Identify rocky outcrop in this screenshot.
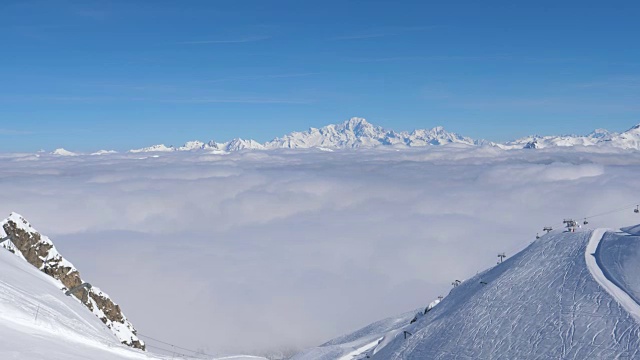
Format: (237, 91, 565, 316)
(0, 213, 144, 350)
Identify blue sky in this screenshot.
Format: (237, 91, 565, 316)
(1, 0, 639, 151)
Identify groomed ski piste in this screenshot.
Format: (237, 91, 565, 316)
(0, 241, 266, 360)
(295, 224, 640, 359)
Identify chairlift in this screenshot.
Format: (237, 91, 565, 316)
(543, 226, 553, 233)
(536, 233, 540, 240)
(635, 205, 639, 214)
(583, 218, 589, 225)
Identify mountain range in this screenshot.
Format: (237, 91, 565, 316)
(47, 118, 640, 156)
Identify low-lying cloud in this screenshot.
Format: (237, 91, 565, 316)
(2, 146, 640, 356)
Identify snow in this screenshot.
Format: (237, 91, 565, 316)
(0, 213, 77, 275)
(129, 144, 175, 153)
(291, 309, 421, 360)
(584, 228, 640, 324)
(592, 227, 640, 320)
(0, 214, 267, 360)
(297, 228, 640, 359)
(620, 224, 640, 236)
(124, 118, 483, 154)
(92, 150, 118, 156)
(46, 119, 640, 155)
(0, 213, 141, 348)
(0, 245, 162, 360)
(51, 148, 78, 156)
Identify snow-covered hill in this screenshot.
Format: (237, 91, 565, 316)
(294, 226, 640, 359)
(0, 230, 163, 359)
(0, 213, 270, 359)
(0, 213, 144, 349)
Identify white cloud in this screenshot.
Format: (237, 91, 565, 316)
(1, 147, 640, 355)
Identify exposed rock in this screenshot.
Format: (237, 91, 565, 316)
(0, 213, 144, 350)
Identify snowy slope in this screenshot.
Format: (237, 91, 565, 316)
(0, 243, 164, 360)
(296, 228, 640, 359)
(591, 227, 640, 320)
(290, 309, 420, 360)
(0, 213, 144, 349)
(0, 214, 268, 360)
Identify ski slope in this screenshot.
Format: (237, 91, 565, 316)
(585, 228, 640, 324)
(0, 244, 266, 360)
(0, 244, 165, 359)
(296, 227, 640, 359)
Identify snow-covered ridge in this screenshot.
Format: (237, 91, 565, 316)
(120, 118, 640, 153)
(127, 117, 482, 154)
(0, 213, 144, 350)
(44, 117, 640, 154)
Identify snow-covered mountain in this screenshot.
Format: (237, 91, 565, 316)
(128, 117, 640, 154)
(0, 213, 144, 350)
(264, 118, 480, 149)
(129, 118, 483, 153)
(0, 216, 267, 359)
(47, 118, 640, 154)
(0, 234, 161, 360)
(51, 148, 78, 156)
(497, 125, 640, 150)
(294, 225, 640, 359)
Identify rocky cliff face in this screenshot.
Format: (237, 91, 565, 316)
(0, 213, 144, 350)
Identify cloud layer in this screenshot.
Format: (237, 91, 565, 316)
(2, 146, 640, 356)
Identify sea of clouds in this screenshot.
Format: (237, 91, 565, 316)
(1, 145, 640, 356)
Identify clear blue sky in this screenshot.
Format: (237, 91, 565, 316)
(1, 0, 640, 151)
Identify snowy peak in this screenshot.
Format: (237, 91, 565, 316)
(128, 117, 482, 153)
(626, 123, 640, 132)
(336, 117, 380, 136)
(265, 117, 479, 149)
(587, 128, 612, 139)
(0, 213, 144, 350)
(111, 117, 640, 153)
(90, 150, 118, 156)
(129, 144, 175, 153)
(51, 148, 77, 156)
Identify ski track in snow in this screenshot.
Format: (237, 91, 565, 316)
(586, 228, 640, 324)
(336, 338, 382, 360)
(292, 227, 640, 360)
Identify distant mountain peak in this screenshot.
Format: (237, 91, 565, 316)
(625, 123, 640, 133)
(51, 148, 77, 156)
(338, 117, 376, 132)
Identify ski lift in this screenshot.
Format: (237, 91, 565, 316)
(635, 205, 639, 214)
(583, 218, 589, 225)
(543, 226, 553, 233)
(563, 219, 578, 232)
(536, 233, 540, 240)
